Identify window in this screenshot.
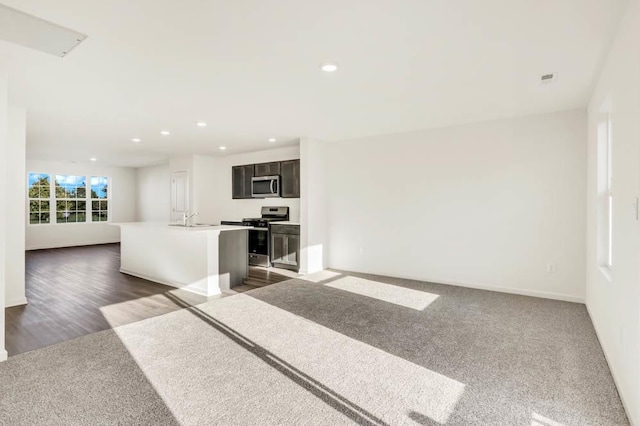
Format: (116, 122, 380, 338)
(597, 113, 613, 269)
(27, 173, 110, 225)
(606, 120, 613, 268)
(55, 175, 87, 223)
(90, 176, 109, 222)
(28, 173, 51, 224)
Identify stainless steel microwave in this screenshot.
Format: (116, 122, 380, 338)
(251, 175, 280, 198)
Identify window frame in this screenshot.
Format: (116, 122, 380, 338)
(90, 176, 110, 223)
(27, 173, 52, 226)
(54, 174, 88, 225)
(26, 172, 111, 226)
(605, 116, 613, 269)
(597, 111, 613, 274)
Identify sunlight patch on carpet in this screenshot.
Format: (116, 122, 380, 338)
(324, 276, 440, 311)
(531, 412, 566, 426)
(113, 293, 464, 425)
(300, 269, 342, 283)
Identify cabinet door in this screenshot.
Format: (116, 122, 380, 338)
(284, 234, 299, 266)
(242, 164, 254, 198)
(232, 166, 244, 199)
(280, 159, 300, 198)
(254, 162, 280, 177)
(271, 233, 286, 263)
(232, 165, 255, 199)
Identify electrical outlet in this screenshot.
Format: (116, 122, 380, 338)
(546, 263, 557, 273)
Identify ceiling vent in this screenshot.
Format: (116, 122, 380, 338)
(0, 4, 87, 57)
(540, 73, 556, 84)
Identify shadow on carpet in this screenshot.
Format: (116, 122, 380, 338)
(0, 269, 629, 426)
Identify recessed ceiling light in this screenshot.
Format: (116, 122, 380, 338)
(89, 157, 97, 162)
(131, 138, 141, 143)
(268, 138, 276, 142)
(160, 131, 170, 136)
(196, 121, 207, 127)
(320, 62, 338, 72)
(219, 146, 226, 150)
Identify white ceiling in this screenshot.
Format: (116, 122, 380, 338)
(1, 0, 628, 167)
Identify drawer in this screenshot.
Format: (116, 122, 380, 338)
(270, 224, 300, 235)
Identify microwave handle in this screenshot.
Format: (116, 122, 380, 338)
(271, 179, 277, 194)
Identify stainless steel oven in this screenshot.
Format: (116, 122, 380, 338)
(247, 226, 269, 266)
(240, 206, 290, 267)
(251, 175, 280, 198)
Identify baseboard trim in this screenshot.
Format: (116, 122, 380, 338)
(438, 279, 585, 303)
(0, 349, 7, 362)
(119, 268, 214, 298)
(329, 268, 585, 303)
(5, 296, 28, 308)
(586, 304, 637, 426)
(26, 240, 120, 251)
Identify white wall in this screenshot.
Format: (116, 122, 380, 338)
(320, 109, 587, 302)
(140, 147, 300, 227)
(0, 59, 8, 361)
(5, 107, 26, 307)
(136, 163, 170, 222)
(586, 0, 640, 423)
(300, 138, 328, 274)
(25, 160, 137, 250)
(193, 146, 301, 225)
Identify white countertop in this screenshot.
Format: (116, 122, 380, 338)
(113, 222, 253, 232)
(273, 221, 300, 226)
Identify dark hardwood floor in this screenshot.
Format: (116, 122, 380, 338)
(243, 265, 300, 287)
(5, 244, 301, 357)
(5, 244, 301, 356)
(5, 244, 211, 356)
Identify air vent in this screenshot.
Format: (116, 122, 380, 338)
(0, 4, 87, 57)
(541, 73, 556, 83)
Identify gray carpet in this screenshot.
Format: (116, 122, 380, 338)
(0, 270, 629, 425)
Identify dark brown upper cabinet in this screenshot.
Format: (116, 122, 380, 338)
(280, 159, 300, 198)
(232, 164, 255, 199)
(254, 162, 280, 177)
(232, 159, 300, 199)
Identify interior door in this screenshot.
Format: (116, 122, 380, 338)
(171, 171, 189, 222)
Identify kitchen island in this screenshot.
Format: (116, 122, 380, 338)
(114, 223, 250, 296)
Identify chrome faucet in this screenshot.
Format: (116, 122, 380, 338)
(182, 211, 199, 226)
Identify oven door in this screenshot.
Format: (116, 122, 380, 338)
(248, 228, 270, 266)
(251, 176, 280, 198)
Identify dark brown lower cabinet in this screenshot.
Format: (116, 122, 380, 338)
(270, 224, 300, 271)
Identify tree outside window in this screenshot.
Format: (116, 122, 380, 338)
(91, 176, 109, 222)
(55, 175, 87, 223)
(28, 173, 51, 224)
(28, 173, 110, 225)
